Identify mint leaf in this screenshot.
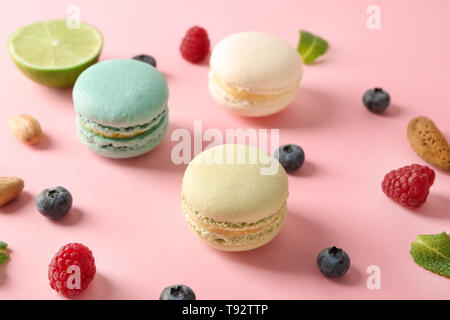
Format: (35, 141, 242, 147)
(410, 232, 450, 277)
(0, 254, 7, 266)
(297, 30, 329, 65)
(0, 241, 8, 266)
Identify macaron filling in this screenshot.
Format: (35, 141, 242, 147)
(183, 199, 286, 247)
(185, 207, 286, 248)
(210, 72, 300, 102)
(77, 107, 168, 139)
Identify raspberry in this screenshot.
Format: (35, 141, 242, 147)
(382, 164, 435, 208)
(180, 26, 210, 63)
(48, 243, 96, 296)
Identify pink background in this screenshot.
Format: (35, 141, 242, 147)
(0, 0, 449, 299)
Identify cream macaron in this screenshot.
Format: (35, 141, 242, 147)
(182, 144, 289, 251)
(209, 32, 303, 117)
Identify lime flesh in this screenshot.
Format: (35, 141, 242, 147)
(7, 19, 103, 87)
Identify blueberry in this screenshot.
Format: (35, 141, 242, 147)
(132, 54, 157, 68)
(363, 88, 390, 114)
(160, 284, 196, 300)
(317, 246, 350, 278)
(36, 186, 73, 220)
(275, 144, 305, 173)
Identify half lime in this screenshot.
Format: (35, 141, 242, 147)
(7, 19, 103, 88)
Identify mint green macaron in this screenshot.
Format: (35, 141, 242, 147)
(73, 59, 169, 158)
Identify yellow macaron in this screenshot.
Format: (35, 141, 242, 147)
(182, 144, 289, 251)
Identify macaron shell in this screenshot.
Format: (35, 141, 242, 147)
(77, 113, 168, 158)
(210, 32, 302, 90)
(182, 144, 289, 224)
(73, 59, 169, 128)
